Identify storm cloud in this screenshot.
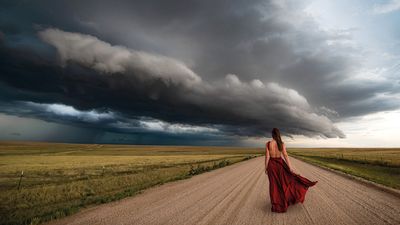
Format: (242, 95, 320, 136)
(0, 0, 399, 144)
(35, 28, 344, 138)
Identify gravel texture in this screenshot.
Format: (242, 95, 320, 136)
(46, 156, 400, 225)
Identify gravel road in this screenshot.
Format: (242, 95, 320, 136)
(47, 156, 400, 225)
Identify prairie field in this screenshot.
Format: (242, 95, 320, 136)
(0, 142, 263, 225)
(287, 148, 400, 189)
(2, 143, 399, 225)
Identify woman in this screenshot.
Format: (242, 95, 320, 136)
(265, 128, 317, 213)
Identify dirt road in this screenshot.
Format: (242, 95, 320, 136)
(47, 157, 400, 225)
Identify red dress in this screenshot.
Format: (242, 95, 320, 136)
(266, 141, 317, 213)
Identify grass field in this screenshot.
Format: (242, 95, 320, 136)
(287, 148, 400, 190)
(0, 142, 263, 225)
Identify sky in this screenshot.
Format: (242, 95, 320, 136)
(0, 0, 399, 147)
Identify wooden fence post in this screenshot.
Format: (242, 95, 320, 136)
(17, 170, 24, 190)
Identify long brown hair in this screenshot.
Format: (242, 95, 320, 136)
(272, 128, 284, 152)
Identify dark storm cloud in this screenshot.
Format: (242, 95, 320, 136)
(31, 0, 397, 118)
(0, 0, 399, 142)
(0, 28, 343, 138)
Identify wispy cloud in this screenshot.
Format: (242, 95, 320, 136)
(25, 102, 115, 122)
(372, 0, 400, 14)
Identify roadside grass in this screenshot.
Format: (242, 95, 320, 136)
(0, 142, 263, 225)
(288, 148, 400, 190)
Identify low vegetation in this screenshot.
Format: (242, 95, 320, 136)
(0, 142, 263, 225)
(287, 148, 400, 189)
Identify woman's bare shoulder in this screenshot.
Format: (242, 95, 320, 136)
(266, 140, 273, 148)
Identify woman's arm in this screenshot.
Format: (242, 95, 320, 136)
(265, 141, 270, 174)
(282, 143, 294, 173)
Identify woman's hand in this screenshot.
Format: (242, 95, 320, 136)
(290, 168, 299, 175)
(265, 168, 268, 175)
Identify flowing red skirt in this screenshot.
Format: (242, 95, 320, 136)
(267, 157, 317, 213)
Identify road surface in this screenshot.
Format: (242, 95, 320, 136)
(47, 156, 400, 225)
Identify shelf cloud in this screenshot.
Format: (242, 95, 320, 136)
(0, 0, 398, 144)
(34, 28, 344, 138)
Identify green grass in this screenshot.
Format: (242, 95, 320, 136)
(287, 148, 400, 190)
(0, 142, 263, 225)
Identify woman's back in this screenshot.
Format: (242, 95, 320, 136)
(265, 128, 318, 213)
(268, 140, 282, 158)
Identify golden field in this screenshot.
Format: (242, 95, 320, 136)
(287, 148, 400, 190)
(2, 142, 399, 225)
(0, 142, 263, 225)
